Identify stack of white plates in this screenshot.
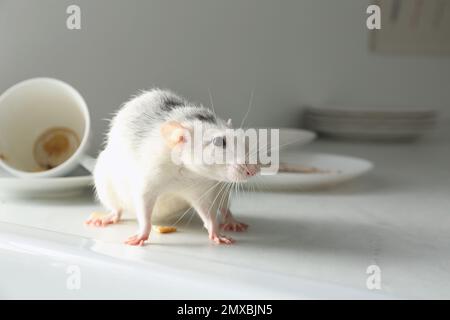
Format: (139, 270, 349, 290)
(303, 106, 437, 141)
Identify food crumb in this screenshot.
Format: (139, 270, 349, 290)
(153, 225, 177, 234)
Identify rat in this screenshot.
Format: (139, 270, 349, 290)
(87, 89, 260, 246)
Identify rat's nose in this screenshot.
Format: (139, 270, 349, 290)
(244, 165, 258, 177)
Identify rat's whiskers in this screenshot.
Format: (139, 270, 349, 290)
(171, 180, 222, 227)
(240, 89, 255, 129)
(208, 88, 217, 118)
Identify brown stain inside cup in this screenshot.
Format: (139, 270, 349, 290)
(43, 132, 70, 156)
(33, 127, 80, 171)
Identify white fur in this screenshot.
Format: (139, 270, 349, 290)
(94, 89, 259, 244)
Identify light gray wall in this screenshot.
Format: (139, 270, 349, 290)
(1, 0, 449, 153)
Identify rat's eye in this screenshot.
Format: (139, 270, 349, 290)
(212, 136, 226, 148)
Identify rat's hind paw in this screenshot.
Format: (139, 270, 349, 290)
(85, 211, 121, 227)
(209, 233, 235, 245)
(220, 220, 248, 232)
(124, 233, 149, 246)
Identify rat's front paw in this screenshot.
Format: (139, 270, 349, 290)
(85, 211, 121, 227)
(220, 220, 248, 232)
(209, 232, 235, 245)
(125, 233, 149, 246)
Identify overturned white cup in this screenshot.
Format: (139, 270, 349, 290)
(0, 78, 93, 178)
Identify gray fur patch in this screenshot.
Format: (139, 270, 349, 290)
(185, 109, 217, 123)
(121, 90, 217, 150)
(160, 95, 185, 112)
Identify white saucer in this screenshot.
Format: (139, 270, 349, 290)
(246, 152, 373, 191)
(0, 166, 93, 198)
(303, 105, 437, 141)
(278, 128, 316, 150)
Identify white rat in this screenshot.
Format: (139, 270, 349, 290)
(87, 89, 260, 246)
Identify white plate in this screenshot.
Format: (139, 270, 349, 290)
(304, 115, 436, 128)
(0, 167, 93, 198)
(246, 152, 373, 191)
(277, 128, 316, 150)
(303, 115, 435, 141)
(305, 105, 437, 119)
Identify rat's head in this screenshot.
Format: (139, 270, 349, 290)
(161, 109, 260, 182)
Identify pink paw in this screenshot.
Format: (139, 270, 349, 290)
(220, 221, 248, 232)
(85, 213, 120, 227)
(85, 217, 118, 227)
(209, 233, 235, 245)
(124, 234, 149, 246)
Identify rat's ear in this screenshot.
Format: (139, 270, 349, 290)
(226, 118, 232, 127)
(161, 121, 188, 148)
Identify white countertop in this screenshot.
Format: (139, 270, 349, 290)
(1, 134, 449, 299)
